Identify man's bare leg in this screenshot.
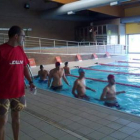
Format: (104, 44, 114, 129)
(0, 114, 8, 140)
(11, 111, 20, 140)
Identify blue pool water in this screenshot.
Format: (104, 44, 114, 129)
(31, 62, 140, 116)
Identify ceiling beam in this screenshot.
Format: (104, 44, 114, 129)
(42, 0, 122, 18)
(89, 5, 124, 17)
(50, 0, 125, 17)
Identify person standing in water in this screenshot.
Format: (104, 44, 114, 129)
(48, 62, 70, 90)
(72, 68, 96, 100)
(100, 74, 125, 108)
(63, 62, 70, 75)
(36, 65, 49, 82)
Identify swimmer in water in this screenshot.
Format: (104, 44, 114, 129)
(72, 68, 96, 100)
(63, 62, 70, 75)
(48, 62, 70, 90)
(35, 65, 49, 82)
(100, 74, 125, 108)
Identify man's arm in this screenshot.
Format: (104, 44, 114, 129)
(68, 67, 71, 74)
(48, 70, 52, 88)
(62, 70, 70, 86)
(24, 66, 35, 89)
(86, 86, 96, 92)
(72, 80, 78, 98)
(46, 70, 49, 76)
(116, 91, 125, 95)
(100, 88, 107, 101)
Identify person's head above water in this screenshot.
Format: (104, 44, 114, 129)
(65, 62, 68, 66)
(78, 68, 85, 77)
(40, 65, 44, 70)
(107, 74, 115, 80)
(55, 62, 60, 68)
(107, 74, 115, 85)
(78, 68, 84, 73)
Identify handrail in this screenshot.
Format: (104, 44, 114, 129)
(0, 33, 126, 54)
(0, 33, 116, 45)
(26, 36, 80, 43)
(0, 33, 123, 45)
(0, 33, 7, 35)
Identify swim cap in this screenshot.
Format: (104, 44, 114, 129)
(78, 68, 85, 73)
(55, 62, 60, 66)
(107, 74, 115, 80)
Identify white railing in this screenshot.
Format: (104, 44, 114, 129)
(0, 33, 126, 54)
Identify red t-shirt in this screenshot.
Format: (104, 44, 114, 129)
(0, 43, 29, 99)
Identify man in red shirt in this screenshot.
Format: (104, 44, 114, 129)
(0, 26, 35, 140)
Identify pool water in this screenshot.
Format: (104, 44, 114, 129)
(31, 62, 140, 116)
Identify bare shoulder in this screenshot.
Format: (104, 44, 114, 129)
(61, 68, 65, 73)
(50, 69, 55, 74)
(104, 85, 109, 92)
(75, 79, 80, 84)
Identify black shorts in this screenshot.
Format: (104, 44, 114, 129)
(0, 95, 26, 116)
(39, 79, 48, 83)
(79, 94, 90, 101)
(104, 101, 120, 108)
(51, 85, 62, 91)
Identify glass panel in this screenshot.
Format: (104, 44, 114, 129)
(103, 26, 106, 34)
(98, 26, 102, 34)
(129, 34, 140, 53)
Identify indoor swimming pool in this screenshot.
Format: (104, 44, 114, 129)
(31, 61, 140, 116)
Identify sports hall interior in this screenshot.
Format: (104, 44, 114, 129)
(2, 0, 140, 140)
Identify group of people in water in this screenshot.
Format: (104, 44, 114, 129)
(35, 61, 125, 108)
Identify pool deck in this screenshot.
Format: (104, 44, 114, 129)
(31, 54, 128, 75)
(6, 55, 140, 140)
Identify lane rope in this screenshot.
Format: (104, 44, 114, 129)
(67, 74, 140, 88)
(118, 61, 140, 64)
(99, 63, 140, 69)
(80, 67, 140, 76)
(133, 59, 140, 61)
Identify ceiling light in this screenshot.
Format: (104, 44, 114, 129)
(67, 11, 75, 15)
(110, 0, 131, 6)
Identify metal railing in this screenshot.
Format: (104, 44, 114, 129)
(0, 33, 126, 54)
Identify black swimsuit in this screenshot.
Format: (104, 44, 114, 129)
(51, 85, 62, 91)
(104, 101, 120, 108)
(78, 94, 90, 101)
